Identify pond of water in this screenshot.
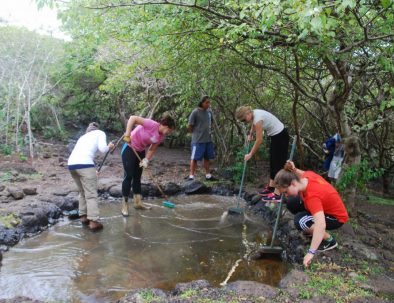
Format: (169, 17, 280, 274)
(0, 195, 288, 302)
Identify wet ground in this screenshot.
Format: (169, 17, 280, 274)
(0, 195, 287, 302)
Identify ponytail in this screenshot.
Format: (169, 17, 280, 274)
(274, 162, 299, 188)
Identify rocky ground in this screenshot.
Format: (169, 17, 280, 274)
(0, 139, 393, 303)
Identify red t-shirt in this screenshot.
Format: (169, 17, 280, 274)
(300, 171, 349, 223)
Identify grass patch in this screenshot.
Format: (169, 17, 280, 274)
(179, 289, 197, 298)
(366, 195, 394, 206)
(138, 290, 162, 302)
(0, 171, 13, 182)
(0, 213, 20, 228)
(301, 263, 374, 303)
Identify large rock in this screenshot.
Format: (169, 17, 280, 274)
(183, 180, 210, 195)
(141, 183, 160, 197)
(7, 187, 25, 200)
(173, 280, 211, 295)
(118, 288, 167, 303)
(23, 187, 37, 195)
(0, 226, 21, 246)
(108, 185, 122, 198)
(163, 182, 181, 196)
(279, 269, 309, 298)
(225, 280, 278, 299)
(41, 194, 78, 211)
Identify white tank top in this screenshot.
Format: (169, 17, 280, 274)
(253, 109, 284, 136)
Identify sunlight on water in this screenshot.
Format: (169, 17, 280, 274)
(0, 195, 287, 302)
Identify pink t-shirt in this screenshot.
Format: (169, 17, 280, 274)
(129, 119, 164, 152)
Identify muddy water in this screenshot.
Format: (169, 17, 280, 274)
(0, 195, 288, 302)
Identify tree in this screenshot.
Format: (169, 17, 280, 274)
(0, 26, 65, 157)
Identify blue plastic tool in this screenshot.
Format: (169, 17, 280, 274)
(163, 201, 175, 208)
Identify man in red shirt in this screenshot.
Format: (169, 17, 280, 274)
(274, 161, 349, 267)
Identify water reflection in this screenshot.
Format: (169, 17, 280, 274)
(0, 195, 287, 302)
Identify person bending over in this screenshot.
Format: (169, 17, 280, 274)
(121, 114, 175, 216)
(235, 105, 289, 201)
(274, 161, 349, 267)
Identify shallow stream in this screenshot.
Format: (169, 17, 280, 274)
(0, 195, 288, 302)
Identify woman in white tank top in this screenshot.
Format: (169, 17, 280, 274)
(235, 106, 289, 201)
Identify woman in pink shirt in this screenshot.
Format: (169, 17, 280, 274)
(121, 114, 175, 216)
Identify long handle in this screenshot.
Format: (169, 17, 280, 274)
(129, 145, 168, 199)
(97, 135, 125, 172)
(236, 123, 255, 206)
(269, 134, 297, 248)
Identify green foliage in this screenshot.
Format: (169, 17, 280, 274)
(366, 195, 394, 206)
(0, 144, 13, 156)
(230, 147, 248, 182)
(42, 126, 68, 141)
(179, 289, 197, 299)
(0, 25, 65, 153)
(0, 172, 13, 182)
(336, 160, 385, 193)
(19, 154, 28, 162)
(304, 263, 374, 302)
(0, 214, 20, 229)
(30, 0, 394, 180)
(138, 290, 161, 302)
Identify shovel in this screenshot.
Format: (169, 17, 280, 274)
(97, 135, 125, 172)
(257, 134, 297, 256)
(228, 123, 254, 215)
(129, 145, 174, 207)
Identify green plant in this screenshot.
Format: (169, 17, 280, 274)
(0, 214, 21, 229)
(139, 290, 159, 302)
(0, 144, 12, 155)
(367, 195, 394, 206)
(179, 289, 197, 299)
(336, 160, 384, 193)
(299, 289, 312, 299)
(230, 147, 248, 182)
(0, 171, 13, 182)
(305, 263, 374, 302)
(19, 153, 28, 162)
(42, 126, 68, 141)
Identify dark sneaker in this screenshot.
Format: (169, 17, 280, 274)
(185, 176, 194, 181)
(257, 185, 273, 196)
(262, 192, 281, 202)
(205, 176, 218, 181)
(317, 238, 338, 252)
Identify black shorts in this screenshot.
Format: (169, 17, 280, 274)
(285, 195, 343, 231)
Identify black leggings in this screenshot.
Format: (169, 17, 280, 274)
(121, 145, 145, 197)
(269, 128, 290, 180)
